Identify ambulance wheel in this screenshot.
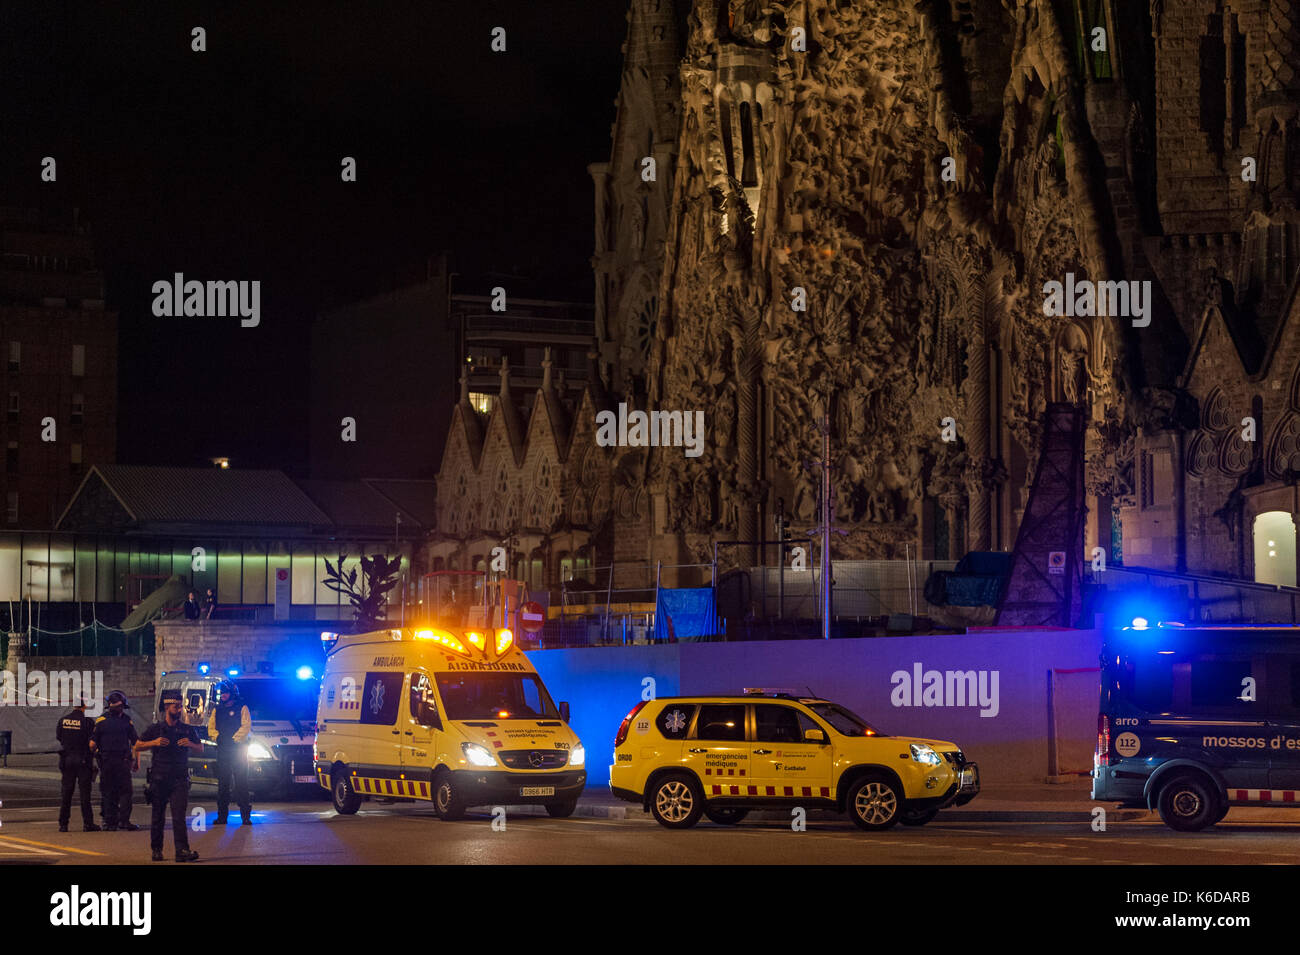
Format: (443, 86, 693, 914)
(704, 806, 749, 825)
(432, 772, 467, 821)
(331, 770, 361, 815)
(648, 773, 703, 829)
(847, 774, 902, 831)
(545, 798, 578, 818)
(899, 807, 940, 826)
(1156, 774, 1217, 832)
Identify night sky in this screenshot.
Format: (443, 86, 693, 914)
(0, 1, 627, 473)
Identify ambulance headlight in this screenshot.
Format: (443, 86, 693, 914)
(462, 742, 497, 767)
(247, 742, 274, 760)
(909, 743, 941, 766)
(569, 743, 585, 767)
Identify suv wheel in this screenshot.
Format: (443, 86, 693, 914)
(847, 775, 902, 831)
(330, 770, 361, 815)
(704, 806, 749, 825)
(1157, 775, 1218, 832)
(648, 773, 703, 829)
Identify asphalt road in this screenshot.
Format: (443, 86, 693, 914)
(3, 797, 1299, 865)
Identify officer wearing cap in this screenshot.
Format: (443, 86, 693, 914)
(207, 679, 253, 825)
(89, 690, 140, 831)
(136, 688, 200, 862)
(55, 698, 100, 833)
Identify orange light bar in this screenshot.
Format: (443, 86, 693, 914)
(466, 631, 486, 651)
(414, 629, 469, 655)
(495, 628, 514, 655)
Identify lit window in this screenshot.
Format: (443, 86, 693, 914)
(7, 342, 18, 373)
(71, 393, 84, 424)
(70, 443, 82, 465)
(72, 344, 85, 377)
(469, 392, 496, 416)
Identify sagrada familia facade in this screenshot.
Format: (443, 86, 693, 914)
(429, 0, 1300, 599)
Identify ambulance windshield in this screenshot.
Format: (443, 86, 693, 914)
(434, 672, 560, 720)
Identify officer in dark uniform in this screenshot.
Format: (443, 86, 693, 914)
(56, 698, 100, 832)
(136, 688, 200, 862)
(89, 691, 140, 831)
(207, 680, 252, 825)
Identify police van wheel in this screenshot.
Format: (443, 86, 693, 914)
(704, 806, 749, 825)
(331, 771, 361, 815)
(1213, 803, 1230, 825)
(433, 773, 467, 821)
(899, 807, 940, 826)
(545, 798, 578, 818)
(847, 775, 902, 831)
(649, 773, 703, 829)
(1157, 775, 1218, 832)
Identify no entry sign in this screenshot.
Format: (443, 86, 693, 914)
(520, 601, 545, 633)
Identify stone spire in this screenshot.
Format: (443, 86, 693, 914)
(542, 347, 554, 392)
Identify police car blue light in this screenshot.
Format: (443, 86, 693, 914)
(296, 666, 313, 680)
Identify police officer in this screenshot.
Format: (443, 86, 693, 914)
(136, 689, 200, 862)
(207, 680, 252, 825)
(89, 691, 140, 831)
(56, 698, 100, 832)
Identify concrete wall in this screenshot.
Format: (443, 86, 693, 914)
(528, 628, 1103, 784)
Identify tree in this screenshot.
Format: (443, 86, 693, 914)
(322, 553, 403, 631)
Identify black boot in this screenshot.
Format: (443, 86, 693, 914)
(214, 815, 228, 825)
(120, 822, 140, 831)
(83, 823, 102, 832)
(152, 850, 164, 861)
(175, 848, 199, 862)
(240, 810, 252, 825)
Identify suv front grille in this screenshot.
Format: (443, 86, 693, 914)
(498, 749, 569, 769)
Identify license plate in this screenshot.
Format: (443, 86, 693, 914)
(520, 786, 555, 796)
(293, 775, 316, 783)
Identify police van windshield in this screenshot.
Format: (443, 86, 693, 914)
(434, 673, 560, 720)
(805, 702, 884, 737)
(235, 679, 320, 722)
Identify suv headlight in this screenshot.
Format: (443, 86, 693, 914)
(569, 743, 585, 767)
(247, 741, 273, 760)
(910, 743, 942, 766)
(462, 742, 497, 767)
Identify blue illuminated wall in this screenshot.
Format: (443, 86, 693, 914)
(529, 628, 1104, 784)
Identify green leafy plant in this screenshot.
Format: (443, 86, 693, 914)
(322, 553, 403, 631)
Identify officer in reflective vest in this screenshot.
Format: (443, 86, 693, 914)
(207, 680, 253, 825)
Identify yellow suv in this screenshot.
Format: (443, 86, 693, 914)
(609, 692, 979, 830)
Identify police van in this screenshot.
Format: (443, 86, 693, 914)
(314, 627, 587, 818)
(153, 669, 321, 800)
(1092, 624, 1300, 830)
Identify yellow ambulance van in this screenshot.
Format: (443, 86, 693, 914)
(314, 626, 587, 819)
